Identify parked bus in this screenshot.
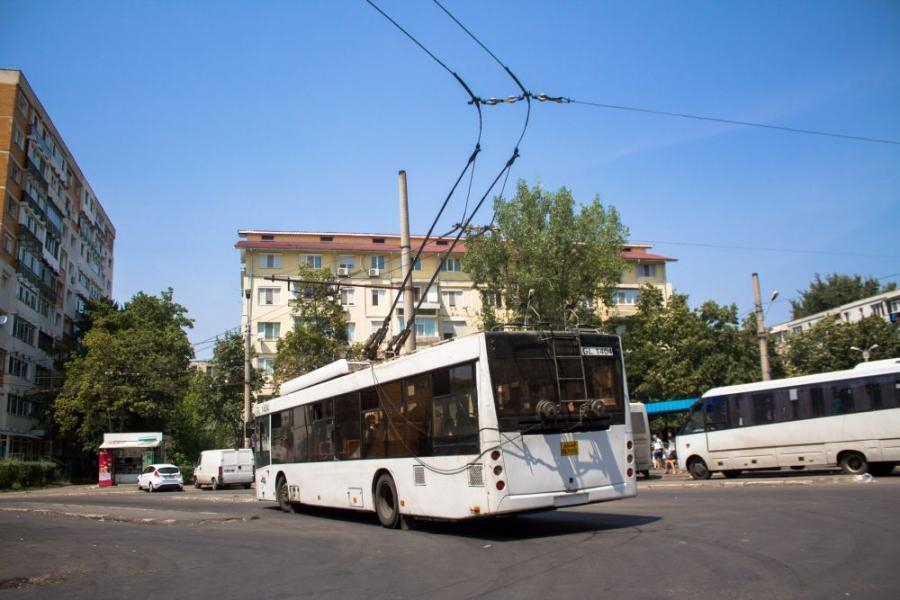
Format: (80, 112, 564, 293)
(677, 359, 900, 479)
(253, 330, 637, 527)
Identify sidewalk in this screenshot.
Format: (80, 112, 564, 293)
(637, 467, 885, 489)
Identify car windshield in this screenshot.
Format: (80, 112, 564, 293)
(158, 467, 179, 474)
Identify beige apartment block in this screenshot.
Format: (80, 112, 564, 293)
(0, 70, 115, 459)
(237, 230, 675, 397)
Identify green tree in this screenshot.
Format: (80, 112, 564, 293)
(790, 273, 896, 319)
(273, 267, 360, 386)
(784, 316, 900, 375)
(464, 180, 628, 329)
(54, 289, 194, 451)
(622, 286, 760, 405)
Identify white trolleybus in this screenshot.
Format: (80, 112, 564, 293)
(252, 330, 637, 527)
(677, 358, 900, 480)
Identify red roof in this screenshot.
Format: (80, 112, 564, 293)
(234, 240, 467, 254)
(620, 251, 677, 262)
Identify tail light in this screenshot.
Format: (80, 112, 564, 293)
(153, 470, 160, 478)
(496, 480, 506, 491)
(493, 465, 503, 476)
(627, 468, 634, 478)
(627, 440, 633, 450)
(490, 450, 501, 461)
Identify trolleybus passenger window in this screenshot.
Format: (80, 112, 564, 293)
(865, 382, 882, 411)
(334, 393, 361, 459)
(379, 381, 406, 458)
(291, 406, 309, 463)
(310, 400, 334, 461)
(432, 363, 478, 455)
(403, 374, 430, 456)
(787, 388, 800, 420)
(271, 409, 291, 464)
(810, 387, 825, 418)
(832, 385, 854, 415)
(255, 417, 270, 467)
(361, 388, 386, 458)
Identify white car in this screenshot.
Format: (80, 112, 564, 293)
(137, 464, 184, 492)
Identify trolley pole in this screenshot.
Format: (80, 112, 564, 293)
(752, 272, 771, 381)
(399, 170, 416, 354)
(243, 284, 253, 448)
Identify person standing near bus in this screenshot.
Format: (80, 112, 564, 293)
(652, 434, 665, 470)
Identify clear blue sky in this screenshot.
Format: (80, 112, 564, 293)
(2, 1, 898, 358)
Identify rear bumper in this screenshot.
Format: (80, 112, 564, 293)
(494, 480, 636, 514)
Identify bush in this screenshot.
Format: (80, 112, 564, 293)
(179, 466, 194, 484)
(0, 460, 60, 490)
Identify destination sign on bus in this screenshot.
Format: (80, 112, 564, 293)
(582, 346, 614, 357)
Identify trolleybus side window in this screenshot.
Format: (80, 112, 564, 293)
(255, 416, 270, 467)
(432, 363, 478, 455)
(292, 405, 310, 463)
(704, 396, 727, 431)
(752, 393, 775, 425)
(334, 393, 361, 459)
(402, 373, 430, 457)
(310, 400, 335, 461)
(361, 388, 386, 459)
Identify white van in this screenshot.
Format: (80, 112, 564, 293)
(194, 449, 254, 490)
(630, 402, 652, 478)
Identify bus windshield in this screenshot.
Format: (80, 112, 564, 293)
(486, 332, 626, 432)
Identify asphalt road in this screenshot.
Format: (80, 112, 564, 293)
(2, 475, 899, 599)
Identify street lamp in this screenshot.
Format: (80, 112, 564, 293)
(850, 344, 879, 362)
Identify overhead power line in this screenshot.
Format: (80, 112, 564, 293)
(568, 99, 900, 146)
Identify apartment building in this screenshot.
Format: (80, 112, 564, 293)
(0, 70, 115, 460)
(237, 230, 675, 396)
(770, 289, 900, 346)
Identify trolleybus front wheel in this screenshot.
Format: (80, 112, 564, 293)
(688, 458, 712, 480)
(277, 476, 295, 513)
(375, 473, 401, 529)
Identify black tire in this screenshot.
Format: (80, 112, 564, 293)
(374, 473, 401, 529)
(641, 470, 650, 479)
(210, 478, 218, 491)
(688, 458, 712, 480)
(722, 470, 742, 479)
(193, 477, 200, 489)
(148, 482, 155, 493)
(277, 477, 292, 513)
(839, 452, 868, 475)
(868, 462, 896, 477)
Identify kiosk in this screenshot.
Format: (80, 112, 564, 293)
(98, 432, 164, 485)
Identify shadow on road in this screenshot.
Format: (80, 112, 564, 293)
(265, 504, 659, 541)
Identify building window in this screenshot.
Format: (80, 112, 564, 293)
(257, 357, 274, 377)
(638, 264, 657, 278)
(261, 234, 275, 241)
(13, 128, 25, 150)
(13, 316, 36, 345)
(340, 287, 355, 306)
(258, 254, 282, 269)
(871, 303, 884, 317)
(16, 91, 28, 115)
(413, 258, 422, 271)
(398, 317, 437, 337)
(338, 256, 355, 271)
(442, 290, 462, 308)
(258, 287, 280, 305)
(6, 394, 32, 417)
(301, 255, 322, 269)
(257, 322, 281, 340)
(346, 322, 356, 340)
(3, 234, 14, 255)
(6, 195, 17, 219)
(890, 300, 900, 314)
(371, 289, 385, 307)
(370, 320, 383, 333)
(8, 356, 29, 380)
(440, 258, 462, 272)
(612, 289, 640, 305)
(370, 255, 385, 270)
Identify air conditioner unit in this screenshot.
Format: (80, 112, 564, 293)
(337, 267, 350, 276)
(368, 268, 380, 277)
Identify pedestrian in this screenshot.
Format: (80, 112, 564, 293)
(651, 434, 665, 470)
(664, 432, 679, 475)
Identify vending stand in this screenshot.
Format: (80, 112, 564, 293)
(98, 432, 164, 485)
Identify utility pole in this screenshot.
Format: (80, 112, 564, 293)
(243, 265, 254, 448)
(752, 272, 771, 381)
(398, 170, 416, 354)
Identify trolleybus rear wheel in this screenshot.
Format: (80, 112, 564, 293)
(375, 473, 401, 529)
(277, 476, 293, 513)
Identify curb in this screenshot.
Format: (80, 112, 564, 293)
(0, 505, 259, 526)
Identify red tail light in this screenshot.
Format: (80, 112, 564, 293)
(496, 480, 506, 491)
(490, 450, 501, 461)
(153, 470, 160, 478)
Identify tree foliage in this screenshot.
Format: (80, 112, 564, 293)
(783, 316, 900, 375)
(273, 267, 360, 387)
(622, 286, 760, 405)
(464, 180, 628, 329)
(790, 273, 896, 319)
(54, 289, 194, 451)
